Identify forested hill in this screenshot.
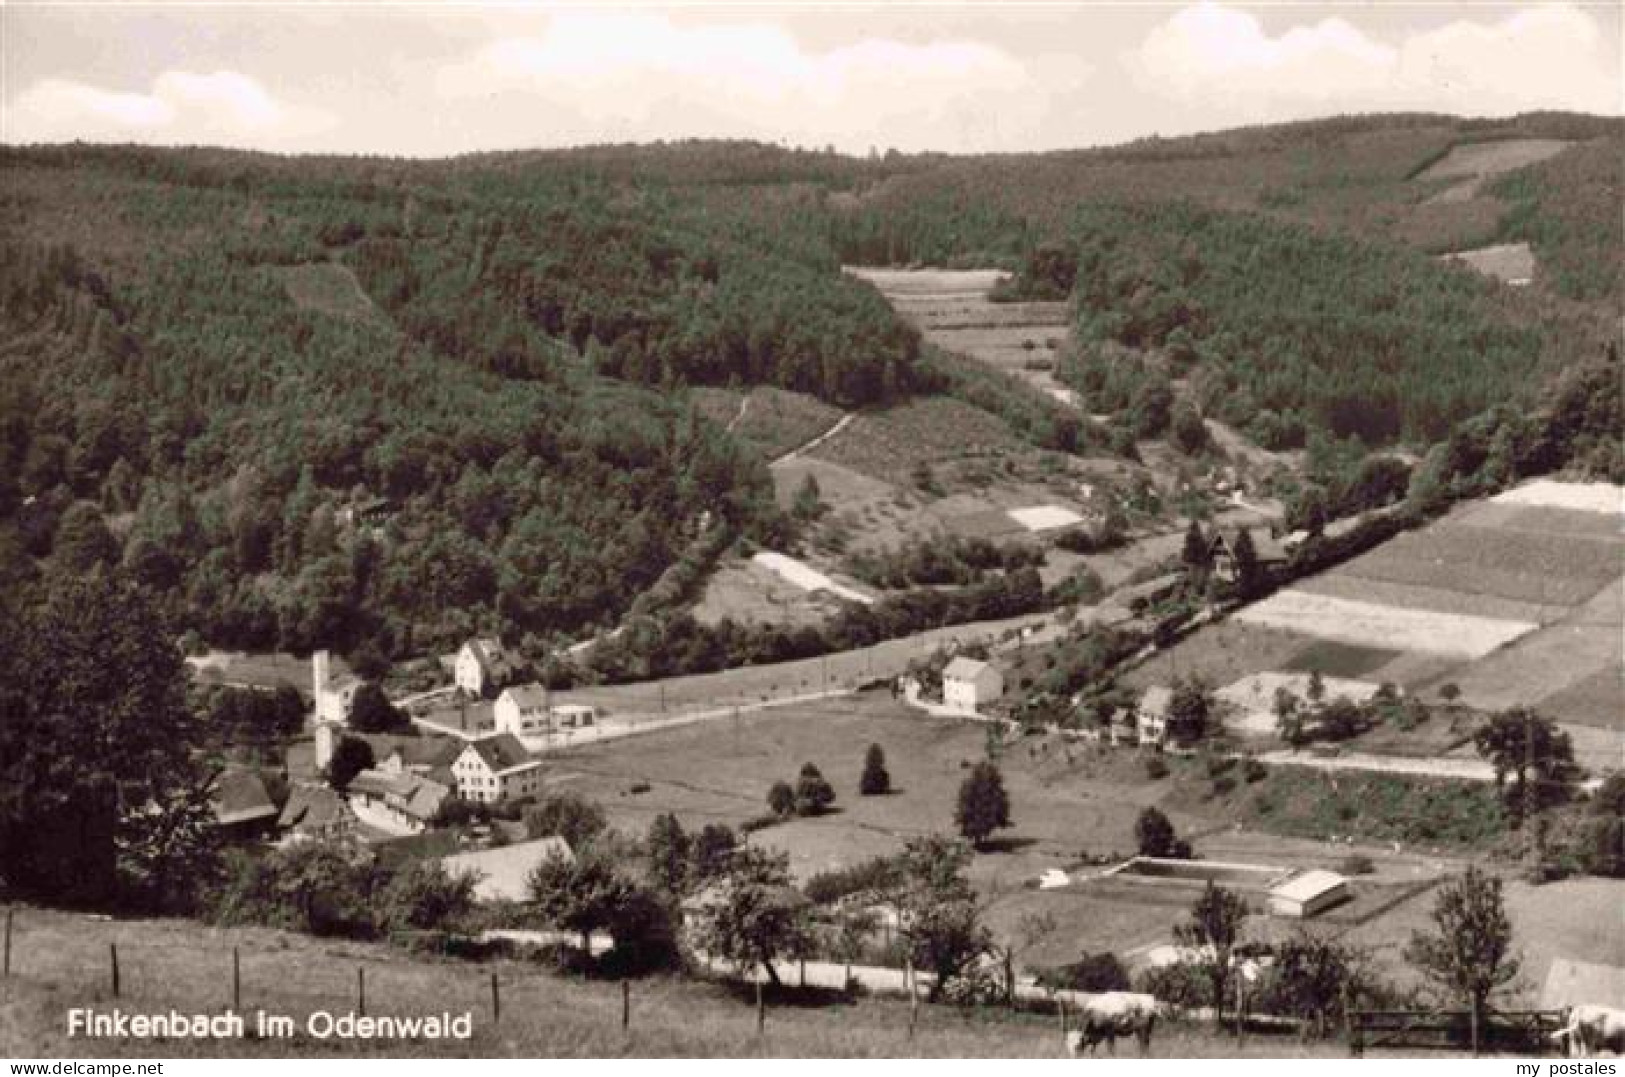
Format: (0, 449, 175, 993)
(0, 145, 925, 659)
(0, 111, 1616, 663)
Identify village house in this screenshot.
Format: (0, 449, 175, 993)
(379, 738, 461, 782)
(942, 656, 1003, 713)
(452, 732, 545, 804)
(276, 783, 356, 843)
(346, 768, 452, 835)
(1137, 685, 1173, 747)
(455, 638, 517, 699)
(210, 767, 279, 842)
(440, 836, 575, 903)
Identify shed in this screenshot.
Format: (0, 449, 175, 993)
(1541, 958, 1625, 1010)
(1267, 869, 1350, 918)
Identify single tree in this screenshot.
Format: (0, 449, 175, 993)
(1404, 866, 1520, 1054)
(347, 682, 405, 733)
(791, 474, 824, 522)
(767, 780, 796, 818)
(1274, 687, 1306, 748)
(1231, 526, 1264, 598)
(646, 813, 690, 896)
(327, 736, 374, 791)
(689, 846, 809, 986)
(1259, 936, 1358, 1038)
(859, 743, 891, 796)
(523, 792, 607, 850)
(1473, 708, 1577, 822)
(1166, 677, 1213, 745)
(794, 763, 836, 816)
(690, 823, 738, 883)
(527, 850, 635, 953)
(1175, 882, 1248, 1031)
(1135, 806, 1183, 858)
(1180, 519, 1211, 578)
(897, 836, 991, 1002)
(954, 762, 1011, 849)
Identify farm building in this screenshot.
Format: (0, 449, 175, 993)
(1541, 958, 1625, 1010)
(455, 637, 517, 698)
(210, 767, 279, 841)
(345, 768, 452, 835)
(452, 733, 545, 804)
(441, 836, 575, 903)
(1267, 869, 1350, 918)
(943, 657, 1003, 712)
(379, 738, 461, 780)
(276, 783, 356, 843)
(494, 683, 551, 736)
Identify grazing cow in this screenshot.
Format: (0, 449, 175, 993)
(1065, 992, 1158, 1056)
(1551, 1005, 1625, 1058)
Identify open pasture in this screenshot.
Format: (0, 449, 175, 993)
(1491, 478, 1623, 514)
(1291, 573, 1557, 625)
(693, 386, 843, 462)
(1416, 138, 1573, 182)
(691, 556, 847, 629)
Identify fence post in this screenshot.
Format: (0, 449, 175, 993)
(357, 966, 366, 1017)
(621, 980, 630, 1031)
(490, 973, 500, 1025)
(3, 906, 12, 977)
(232, 946, 241, 1011)
(1059, 997, 1068, 1037)
(1470, 1003, 1479, 1057)
(1236, 975, 1247, 1049)
(755, 980, 765, 1035)
(799, 958, 806, 988)
(1343, 984, 1360, 1057)
(906, 957, 919, 1040)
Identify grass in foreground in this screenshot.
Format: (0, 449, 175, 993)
(1, 907, 1372, 1058)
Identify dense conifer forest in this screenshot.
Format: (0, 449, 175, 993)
(1, 111, 1617, 664)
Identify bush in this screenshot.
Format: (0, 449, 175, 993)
(1144, 757, 1169, 781)
(1036, 951, 1131, 994)
(1243, 758, 1268, 783)
(1338, 854, 1376, 876)
(1210, 775, 1236, 796)
(804, 855, 903, 905)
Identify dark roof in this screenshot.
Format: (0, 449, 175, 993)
(212, 767, 278, 826)
(466, 733, 536, 773)
(389, 738, 462, 768)
(277, 784, 350, 831)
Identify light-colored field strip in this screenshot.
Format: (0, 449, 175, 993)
(1008, 504, 1084, 532)
(1491, 479, 1623, 515)
(1454, 499, 1625, 538)
(752, 551, 874, 604)
(1217, 672, 1384, 735)
(1234, 589, 1537, 659)
(1293, 572, 1560, 626)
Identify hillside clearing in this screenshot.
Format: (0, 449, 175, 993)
(1491, 479, 1622, 514)
(1234, 590, 1537, 659)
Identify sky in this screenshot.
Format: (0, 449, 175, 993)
(2, 3, 1620, 157)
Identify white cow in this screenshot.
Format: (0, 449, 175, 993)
(1065, 992, 1158, 1056)
(1551, 1005, 1625, 1058)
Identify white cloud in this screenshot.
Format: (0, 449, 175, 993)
(1129, 2, 1619, 123)
(434, 13, 1061, 153)
(4, 69, 332, 148)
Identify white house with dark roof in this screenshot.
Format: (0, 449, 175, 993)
(453, 732, 545, 804)
(455, 638, 516, 699)
(1137, 686, 1174, 747)
(494, 683, 551, 736)
(346, 767, 452, 835)
(942, 656, 1003, 713)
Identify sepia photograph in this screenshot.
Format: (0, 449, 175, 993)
(0, 0, 1620, 1064)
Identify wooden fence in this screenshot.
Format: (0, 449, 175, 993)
(1350, 1008, 1566, 1056)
